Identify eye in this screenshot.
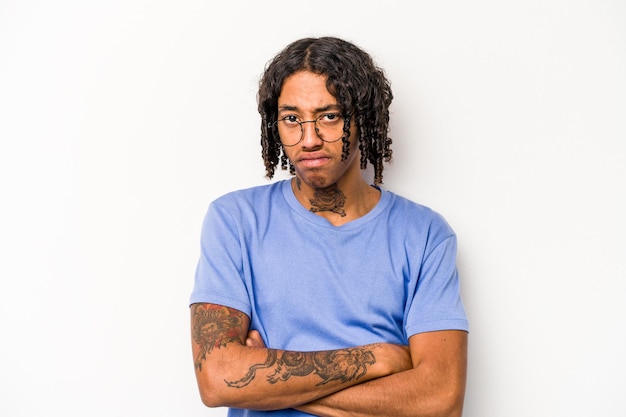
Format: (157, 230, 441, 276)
(280, 115, 300, 125)
(319, 113, 342, 125)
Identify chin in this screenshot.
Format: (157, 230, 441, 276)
(301, 173, 332, 189)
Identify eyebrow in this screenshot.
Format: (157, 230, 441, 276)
(278, 104, 341, 113)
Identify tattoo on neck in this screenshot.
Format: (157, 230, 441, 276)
(295, 177, 302, 190)
(309, 184, 347, 217)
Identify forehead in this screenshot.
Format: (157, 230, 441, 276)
(278, 71, 336, 110)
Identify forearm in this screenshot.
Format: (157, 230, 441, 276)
(296, 367, 464, 417)
(196, 342, 404, 410)
(191, 304, 411, 411)
(296, 331, 468, 417)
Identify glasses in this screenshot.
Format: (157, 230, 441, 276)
(273, 113, 348, 147)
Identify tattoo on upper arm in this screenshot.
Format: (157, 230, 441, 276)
(225, 347, 376, 388)
(191, 304, 246, 371)
(309, 184, 346, 217)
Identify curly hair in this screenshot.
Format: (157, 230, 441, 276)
(258, 37, 393, 185)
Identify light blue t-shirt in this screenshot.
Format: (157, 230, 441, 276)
(190, 179, 468, 416)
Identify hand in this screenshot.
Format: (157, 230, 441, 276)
(383, 343, 413, 374)
(245, 330, 266, 348)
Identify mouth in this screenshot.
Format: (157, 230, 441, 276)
(297, 155, 331, 168)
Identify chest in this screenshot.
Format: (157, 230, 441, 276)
(244, 225, 417, 348)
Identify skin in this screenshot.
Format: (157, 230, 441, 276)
(278, 71, 380, 226)
(191, 70, 468, 415)
(246, 330, 468, 417)
(191, 304, 412, 411)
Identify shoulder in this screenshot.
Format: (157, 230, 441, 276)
(386, 191, 452, 229)
(202, 181, 288, 231)
(384, 190, 456, 242)
(211, 181, 285, 210)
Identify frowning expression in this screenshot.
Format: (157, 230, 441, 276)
(277, 71, 360, 189)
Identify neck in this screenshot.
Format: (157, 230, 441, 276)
(291, 176, 380, 226)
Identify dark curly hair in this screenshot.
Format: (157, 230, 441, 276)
(258, 36, 393, 185)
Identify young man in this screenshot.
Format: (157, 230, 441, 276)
(190, 37, 469, 417)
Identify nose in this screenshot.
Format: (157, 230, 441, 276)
(300, 120, 323, 148)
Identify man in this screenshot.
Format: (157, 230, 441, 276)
(190, 36, 468, 417)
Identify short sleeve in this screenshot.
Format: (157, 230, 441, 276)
(405, 231, 469, 337)
(189, 201, 252, 317)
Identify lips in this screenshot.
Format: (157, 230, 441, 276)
(297, 154, 332, 168)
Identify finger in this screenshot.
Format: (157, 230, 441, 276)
(245, 330, 265, 347)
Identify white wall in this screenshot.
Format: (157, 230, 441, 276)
(1, 1, 624, 416)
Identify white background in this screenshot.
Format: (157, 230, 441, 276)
(1, 1, 625, 416)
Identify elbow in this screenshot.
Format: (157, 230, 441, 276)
(407, 377, 464, 417)
(402, 384, 465, 417)
(436, 386, 466, 417)
(197, 383, 277, 411)
(196, 370, 233, 408)
(198, 385, 222, 409)
(196, 371, 275, 410)
(200, 392, 225, 409)
(443, 401, 464, 417)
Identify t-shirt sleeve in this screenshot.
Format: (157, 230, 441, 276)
(189, 201, 251, 317)
(404, 221, 469, 337)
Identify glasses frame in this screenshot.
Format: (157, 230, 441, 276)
(271, 114, 351, 147)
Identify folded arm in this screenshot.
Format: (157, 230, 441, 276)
(295, 330, 468, 417)
(190, 303, 413, 411)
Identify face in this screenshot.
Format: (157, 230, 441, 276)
(277, 71, 360, 189)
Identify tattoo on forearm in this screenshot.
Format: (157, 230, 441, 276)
(309, 184, 346, 217)
(191, 304, 245, 371)
(225, 347, 376, 388)
(225, 350, 278, 388)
